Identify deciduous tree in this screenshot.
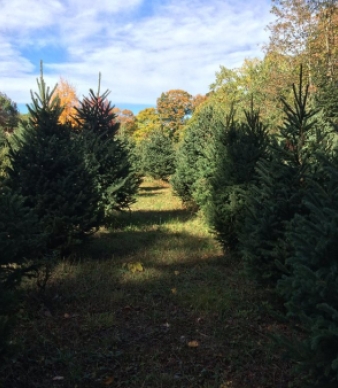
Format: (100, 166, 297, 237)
(156, 89, 193, 140)
(53, 77, 79, 126)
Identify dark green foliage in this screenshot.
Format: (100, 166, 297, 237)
(171, 105, 224, 207)
(0, 185, 46, 360)
(75, 89, 140, 220)
(141, 129, 176, 181)
(276, 155, 338, 387)
(207, 107, 269, 252)
(240, 71, 328, 285)
(5, 70, 102, 251)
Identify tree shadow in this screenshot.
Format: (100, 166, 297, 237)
(138, 186, 164, 192)
(114, 208, 195, 229)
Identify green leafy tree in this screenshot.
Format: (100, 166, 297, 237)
(0, 93, 19, 134)
(134, 107, 161, 142)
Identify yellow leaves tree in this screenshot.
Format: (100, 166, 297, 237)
(53, 77, 79, 126)
(133, 107, 161, 142)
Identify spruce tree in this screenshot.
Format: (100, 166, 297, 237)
(207, 106, 269, 252)
(5, 65, 102, 251)
(141, 129, 176, 181)
(0, 182, 46, 360)
(277, 154, 338, 387)
(171, 104, 224, 208)
(75, 86, 139, 221)
(240, 69, 328, 285)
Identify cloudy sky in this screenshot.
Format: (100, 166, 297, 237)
(1, 0, 274, 114)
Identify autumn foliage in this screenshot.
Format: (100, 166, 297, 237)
(52, 77, 79, 126)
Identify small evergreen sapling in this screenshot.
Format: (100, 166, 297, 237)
(141, 129, 176, 181)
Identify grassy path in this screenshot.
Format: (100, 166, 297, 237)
(3, 178, 292, 388)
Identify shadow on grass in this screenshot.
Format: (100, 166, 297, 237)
(138, 186, 165, 192)
(72, 227, 213, 262)
(113, 208, 195, 229)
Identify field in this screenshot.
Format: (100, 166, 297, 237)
(2, 178, 293, 388)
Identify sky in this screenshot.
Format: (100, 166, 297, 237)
(0, 0, 275, 114)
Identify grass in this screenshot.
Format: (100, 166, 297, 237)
(1, 178, 294, 388)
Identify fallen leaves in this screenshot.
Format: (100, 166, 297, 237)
(122, 262, 144, 273)
(103, 376, 114, 385)
(187, 340, 199, 348)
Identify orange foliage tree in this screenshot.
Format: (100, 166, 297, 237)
(53, 77, 79, 126)
(112, 108, 137, 135)
(156, 89, 193, 140)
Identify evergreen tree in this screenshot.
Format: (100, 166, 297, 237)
(240, 70, 329, 285)
(207, 106, 269, 252)
(171, 104, 224, 208)
(75, 86, 139, 220)
(0, 183, 46, 360)
(141, 129, 176, 181)
(5, 65, 102, 251)
(277, 154, 338, 387)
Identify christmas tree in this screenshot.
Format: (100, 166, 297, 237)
(6, 63, 102, 251)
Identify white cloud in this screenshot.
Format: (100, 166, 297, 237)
(0, 0, 274, 107)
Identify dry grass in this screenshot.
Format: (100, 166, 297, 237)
(1, 178, 294, 388)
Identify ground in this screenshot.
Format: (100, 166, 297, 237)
(1, 178, 294, 388)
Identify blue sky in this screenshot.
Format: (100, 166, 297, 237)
(1, 0, 274, 114)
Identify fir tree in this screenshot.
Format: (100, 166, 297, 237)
(240, 69, 329, 285)
(207, 106, 269, 252)
(277, 154, 338, 387)
(75, 84, 139, 220)
(5, 64, 102, 251)
(141, 129, 176, 181)
(0, 183, 46, 360)
(171, 104, 224, 208)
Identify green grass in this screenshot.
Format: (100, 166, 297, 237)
(1, 178, 294, 388)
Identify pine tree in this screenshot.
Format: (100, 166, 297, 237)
(5, 64, 102, 251)
(141, 129, 176, 181)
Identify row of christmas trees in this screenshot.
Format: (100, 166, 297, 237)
(0, 67, 140, 357)
(171, 71, 338, 387)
